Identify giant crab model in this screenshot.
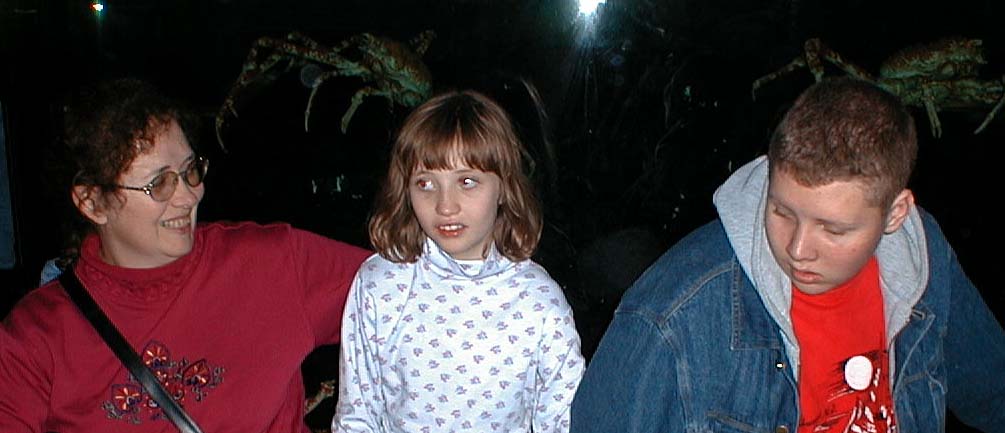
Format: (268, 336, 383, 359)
(752, 38, 1005, 137)
(216, 30, 435, 149)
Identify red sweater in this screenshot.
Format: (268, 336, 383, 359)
(1, 222, 369, 433)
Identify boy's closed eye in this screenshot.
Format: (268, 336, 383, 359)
(823, 226, 848, 236)
(771, 204, 793, 220)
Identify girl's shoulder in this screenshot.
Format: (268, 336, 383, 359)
(508, 259, 558, 283)
(357, 253, 417, 279)
(504, 259, 565, 296)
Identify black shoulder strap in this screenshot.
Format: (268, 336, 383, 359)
(59, 267, 205, 433)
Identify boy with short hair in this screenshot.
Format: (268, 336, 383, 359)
(571, 77, 1005, 433)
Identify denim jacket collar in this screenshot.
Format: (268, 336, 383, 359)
(729, 260, 785, 351)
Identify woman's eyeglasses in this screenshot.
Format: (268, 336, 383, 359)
(114, 157, 209, 202)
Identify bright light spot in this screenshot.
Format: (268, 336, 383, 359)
(91, 2, 104, 12)
(578, 0, 603, 16)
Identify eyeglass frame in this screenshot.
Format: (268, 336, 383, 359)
(112, 156, 209, 202)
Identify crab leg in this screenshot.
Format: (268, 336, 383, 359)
(303, 61, 366, 132)
(924, 100, 943, 138)
(304, 69, 341, 131)
(974, 75, 1005, 134)
(341, 87, 386, 133)
(304, 379, 337, 414)
(802, 38, 874, 82)
(752, 57, 808, 100)
(752, 39, 876, 100)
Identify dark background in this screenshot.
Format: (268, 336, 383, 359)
(2, 0, 1002, 430)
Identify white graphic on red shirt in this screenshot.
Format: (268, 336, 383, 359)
(807, 351, 896, 433)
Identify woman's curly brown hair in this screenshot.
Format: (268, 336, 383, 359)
(52, 78, 199, 262)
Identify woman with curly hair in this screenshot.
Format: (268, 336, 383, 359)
(0, 78, 370, 433)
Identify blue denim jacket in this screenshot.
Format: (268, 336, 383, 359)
(570, 213, 1005, 433)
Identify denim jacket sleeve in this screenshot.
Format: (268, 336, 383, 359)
(570, 311, 683, 433)
(941, 243, 1005, 432)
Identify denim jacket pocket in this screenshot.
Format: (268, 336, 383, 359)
(708, 410, 784, 433)
(895, 373, 947, 433)
(897, 363, 947, 432)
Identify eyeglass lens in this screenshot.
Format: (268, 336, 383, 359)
(150, 158, 208, 201)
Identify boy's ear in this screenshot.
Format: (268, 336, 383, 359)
(883, 189, 914, 234)
(72, 185, 108, 225)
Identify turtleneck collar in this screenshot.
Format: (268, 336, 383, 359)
(74, 229, 204, 303)
(418, 237, 514, 281)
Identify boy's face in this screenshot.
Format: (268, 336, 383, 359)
(764, 170, 912, 295)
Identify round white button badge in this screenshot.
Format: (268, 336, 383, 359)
(844, 355, 873, 391)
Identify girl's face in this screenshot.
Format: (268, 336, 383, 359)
(408, 162, 502, 260)
(80, 120, 205, 268)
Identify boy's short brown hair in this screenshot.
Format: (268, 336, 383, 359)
(768, 77, 918, 207)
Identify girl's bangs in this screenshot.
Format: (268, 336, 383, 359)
(411, 125, 502, 174)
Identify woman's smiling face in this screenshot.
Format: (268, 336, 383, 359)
(85, 120, 205, 268)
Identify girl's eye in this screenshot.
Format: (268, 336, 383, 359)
(415, 179, 434, 191)
(771, 206, 791, 220)
(460, 177, 479, 188)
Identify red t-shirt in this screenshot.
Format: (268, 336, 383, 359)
(792, 257, 897, 433)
